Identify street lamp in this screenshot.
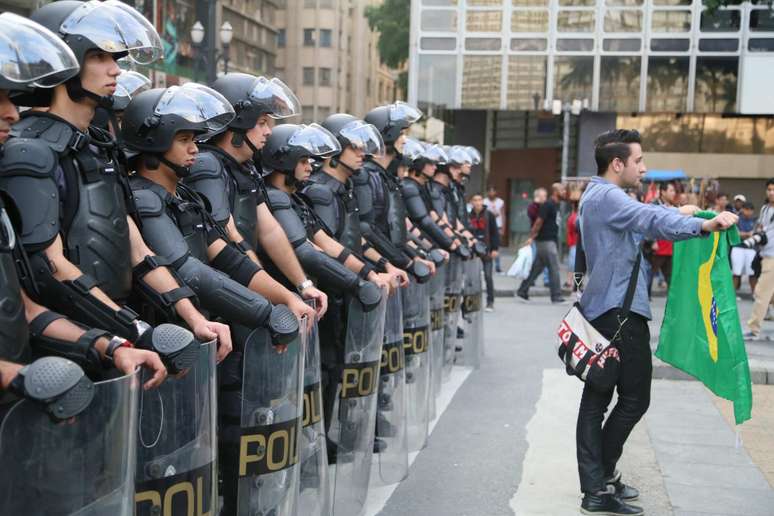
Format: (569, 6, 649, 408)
(190, 20, 233, 83)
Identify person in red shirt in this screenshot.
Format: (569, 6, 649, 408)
(648, 182, 676, 297)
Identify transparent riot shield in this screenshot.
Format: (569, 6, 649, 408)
(299, 309, 333, 516)
(237, 319, 307, 516)
(428, 262, 446, 417)
(442, 255, 464, 382)
(401, 278, 432, 452)
(373, 289, 408, 485)
(460, 258, 483, 369)
(329, 291, 388, 516)
(134, 341, 217, 516)
(0, 371, 139, 515)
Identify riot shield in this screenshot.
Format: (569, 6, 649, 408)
(329, 291, 388, 516)
(428, 262, 446, 417)
(299, 310, 333, 516)
(401, 278, 432, 452)
(442, 255, 464, 382)
(373, 289, 408, 485)
(0, 371, 139, 515)
(460, 258, 484, 369)
(237, 320, 307, 516)
(135, 340, 217, 516)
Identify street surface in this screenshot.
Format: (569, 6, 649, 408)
(367, 293, 774, 516)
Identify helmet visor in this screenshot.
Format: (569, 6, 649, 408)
(113, 70, 151, 106)
(249, 77, 300, 119)
(340, 121, 385, 157)
(423, 144, 449, 165)
(289, 123, 342, 158)
(389, 101, 422, 125)
(466, 146, 482, 165)
(448, 146, 471, 166)
(401, 138, 425, 161)
(60, 0, 162, 64)
(154, 83, 235, 136)
(0, 13, 80, 88)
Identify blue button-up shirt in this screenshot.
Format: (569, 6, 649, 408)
(579, 176, 705, 320)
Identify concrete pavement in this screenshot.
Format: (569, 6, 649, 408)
(370, 296, 774, 515)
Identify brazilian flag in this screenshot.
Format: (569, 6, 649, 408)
(656, 211, 752, 424)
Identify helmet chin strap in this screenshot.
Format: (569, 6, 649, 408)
(158, 155, 191, 178)
(330, 154, 358, 174)
(66, 77, 115, 110)
(231, 128, 263, 162)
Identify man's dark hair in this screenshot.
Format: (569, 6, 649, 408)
(659, 181, 675, 192)
(717, 192, 728, 199)
(487, 185, 496, 192)
(743, 201, 755, 211)
(594, 129, 642, 176)
(766, 178, 774, 187)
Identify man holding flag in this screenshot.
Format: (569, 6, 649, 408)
(576, 129, 739, 515)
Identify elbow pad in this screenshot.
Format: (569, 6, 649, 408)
(295, 240, 359, 294)
(212, 244, 262, 287)
(176, 255, 272, 328)
(27, 311, 106, 373)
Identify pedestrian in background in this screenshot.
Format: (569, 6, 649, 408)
(731, 201, 758, 295)
(745, 179, 774, 340)
(527, 187, 549, 287)
(517, 183, 566, 303)
(731, 194, 747, 214)
(576, 129, 736, 515)
(484, 186, 505, 273)
(565, 201, 579, 290)
(470, 193, 500, 311)
(714, 192, 730, 213)
(647, 182, 677, 297)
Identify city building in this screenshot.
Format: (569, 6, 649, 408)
(275, 0, 399, 121)
(408, 0, 774, 245)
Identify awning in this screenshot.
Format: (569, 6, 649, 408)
(643, 169, 688, 182)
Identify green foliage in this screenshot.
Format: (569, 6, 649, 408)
(364, 0, 410, 69)
(703, 0, 771, 12)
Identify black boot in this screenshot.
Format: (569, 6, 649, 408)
(580, 487, 643, 515)
(605, 471, 640, 501)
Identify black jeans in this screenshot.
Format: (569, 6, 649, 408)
(576, 309, 652, 494)
(483, 258, 495, 306)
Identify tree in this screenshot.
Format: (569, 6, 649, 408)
(365, 0, 410, 93)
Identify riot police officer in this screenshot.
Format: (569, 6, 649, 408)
(185, 72, 326, 322)
(0, 0, 231, 372)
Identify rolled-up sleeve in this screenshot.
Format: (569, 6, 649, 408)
(602, 188, 704, 241)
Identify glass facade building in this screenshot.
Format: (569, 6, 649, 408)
(408, 0, 774, 114)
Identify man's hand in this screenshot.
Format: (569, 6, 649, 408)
(679, 204, 700, 216)
(300, 285, 328, 319)
(522, 238, 533, 247)
(439, 249, 450, 262)
(386, 264, 409, 287)
(417, 257, 436, 275)
(369, 272, 393, 292)
(701, 211, 739, 232)
(287, 296, 317, 329)
(651, 242, 659, 252)
(190, 320, 232, 363)
(113, 348, 167, 390)
(490, 250, 499, 259)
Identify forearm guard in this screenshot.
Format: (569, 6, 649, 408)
(27, 252, 140, 340)
(132, 255, 198, 322)
(295, 240, 360, 295)
(176, 255, 272, 328)
(27, 310, 107, 373)
(359, 221, 413, 269)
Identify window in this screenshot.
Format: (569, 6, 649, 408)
(277, 29, 286, 48)
(599, 56, 641, 112)
(557, 38, 594, 51)
(604, 10, 643, 32)
(511, 11, 549, 32)
(319, 67, 331, 86)
(646, 56, 689, 111)
(466, 11, 503, 32)
(303, 67, 315, 85)
(694, 57, 738, 113)
(462, 56, 501, 108)
(417, 54, 457, 110)
(651, 10, 691, 32)
(700, 10, 741, 32)
(421, 10, 457, 31)
(557, 11, 595, 32)
(421, 37, 457, 50)
(553, 56, 593, 103)
(651, 38, 690, 51)
(750, 9, 774, 31)
(465, 38, 502, 50)
(510, 38, 547, 51)
(320, 29, 332, 47)
(603, 38, 641, 51)
(698, 38, 738, 52)
(303, 28, 316, 46)
(317, 106, 330, 119)
(507, 56, 547, 109)
(749, 38, 774, 52)
(301, 105, 314, 122)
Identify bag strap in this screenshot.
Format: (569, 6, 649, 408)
(621, 252, 642, 317)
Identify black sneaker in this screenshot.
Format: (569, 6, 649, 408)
(580, 487, 643, 515)
(516, 291, 529, 302)
(606, 471, 640, 501)
(552, 297, 568, 304)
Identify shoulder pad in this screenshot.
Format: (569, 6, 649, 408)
(187, 151, 224, 179)
(302, 182, 335, 207)
(0, 137, 58, 177)
(361, 160, 382, 174)
(0, 138, 60, 249)
(266, 188, 292, 211)
(10, 115, 77, 155)
(352, 168, 370, 186)
(131, 188, 165, 218)
(401, 178, 420, 196)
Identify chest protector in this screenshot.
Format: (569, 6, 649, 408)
(0, 204, 29, 363)
(13, 115, 132, 301)
(224, 154, 260, 250)
(382, 167, 409, 247)
(340, 180, 363, 253)
(303, 172, 357, 249)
